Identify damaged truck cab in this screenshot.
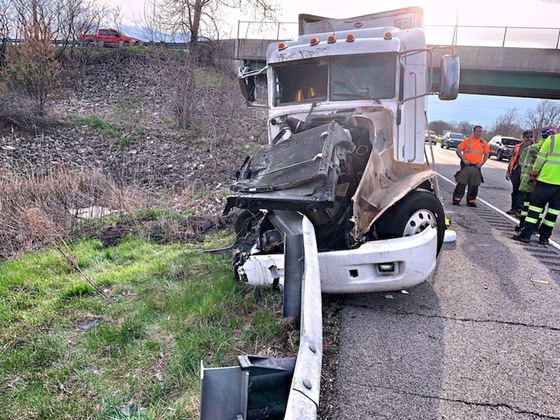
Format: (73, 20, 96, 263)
(227, 7, 460, 293)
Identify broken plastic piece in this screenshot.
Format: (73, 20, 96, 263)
(531, 279, 549, 285)
(443, 230, 456, 243)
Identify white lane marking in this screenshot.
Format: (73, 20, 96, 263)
(437, 173, 560, 251)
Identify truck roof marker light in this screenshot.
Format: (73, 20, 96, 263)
(346, 34, 355, 42)
(384, 32, 393, 40)
(310, 37, 319, 46)
(327, 35, 336, 44)
(278, 42, 287, 50)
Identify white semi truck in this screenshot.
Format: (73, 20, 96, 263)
(226, 7, 460, 293)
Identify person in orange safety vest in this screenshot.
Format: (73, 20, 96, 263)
(452, 125, 490, 207)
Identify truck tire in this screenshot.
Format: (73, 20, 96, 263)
(373, 189, 445, 255)
(233, 208, 259, 237)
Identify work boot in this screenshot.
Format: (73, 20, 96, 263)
(511, 235, 530, 244)
(506, 209, 516, 215)
(467, 202, 477, 208)
(514, 224, 521, 232)
(452, 195, 463, 206)
(538, 236, 550, 245)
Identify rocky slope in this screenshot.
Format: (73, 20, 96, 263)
(0, 48, 267, 216)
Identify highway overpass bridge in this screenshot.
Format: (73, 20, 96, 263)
(230, 38, 560, 100)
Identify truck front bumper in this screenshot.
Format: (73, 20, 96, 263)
(238, 227, 438, 294)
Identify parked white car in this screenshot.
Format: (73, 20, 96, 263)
(424, 130, 437, 144)
(488, 135, 521, 161)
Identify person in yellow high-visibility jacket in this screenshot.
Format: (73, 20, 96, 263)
(513, 130, 560, 245)
(505, 130, 534, 215)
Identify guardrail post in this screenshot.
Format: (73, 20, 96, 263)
(267, 211, 306, 322)
(283, 232, 303, 321)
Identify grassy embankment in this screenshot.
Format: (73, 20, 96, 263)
(0, 217, 291, 418)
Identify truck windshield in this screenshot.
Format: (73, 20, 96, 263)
(273, 53, 396, 106)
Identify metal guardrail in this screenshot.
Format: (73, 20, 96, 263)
(200, 213, 323, 419)
(424, 24, 560, 49)
(284, 215, 323, 419)
(6, 23, 560, 54)
(2, 38, 191, 49)
(236, 21, 560, 49)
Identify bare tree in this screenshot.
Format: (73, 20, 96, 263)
(137, 0, 278, 128)
(524, 99, 560, 138)
(3, 0, 107, 45)
(428, 120, 452, 135)
(108, 6, 122, 32)
(0, 0, 10, 67)
(53, 0, 108, 46)
(139, 0, 173, 42)
(2, 39, 62, 117)
(151, 0, 279, 46)
(490, 107, 521, 137)
(1, 0, 60, 116)
(454, 120, 473, 135)
(0, 0, 105, 119)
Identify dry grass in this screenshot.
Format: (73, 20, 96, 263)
(0, 165, 233, 260)
(0, 167, 140, 259)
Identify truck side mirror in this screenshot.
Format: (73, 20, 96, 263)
(239, 75, 256, 103)
(438, 54, 460, 100)
(238, 66, 257, 103)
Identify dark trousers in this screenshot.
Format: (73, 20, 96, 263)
(517, 191, 531, 227)
(517, 191, 543, 228)
(453, 183, 479, 204)
(510, 166, 522, 211)
(452, 165, 482, 204)
(519, 181, 560, 240)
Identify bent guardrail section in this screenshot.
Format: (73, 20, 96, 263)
(200, 214, 323, 419)
(284, 215, 323, 419)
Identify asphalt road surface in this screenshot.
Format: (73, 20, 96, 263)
(328, 145, 560, 419)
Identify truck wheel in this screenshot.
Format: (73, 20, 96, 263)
(374, 189, 445, 255)
(233, 209, 259, 237)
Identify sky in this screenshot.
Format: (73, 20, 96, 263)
(99, 0, 560, 128)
